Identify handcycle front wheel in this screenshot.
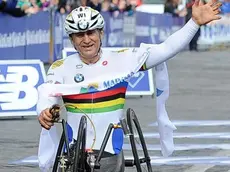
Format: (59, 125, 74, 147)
(73, 115, 87, 172)
(126, 108, 152, 172)
(52, 120, 71, 172)
(52, 116, 87, 172)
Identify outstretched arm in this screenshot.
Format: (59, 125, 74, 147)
(144, 18, 199, 69)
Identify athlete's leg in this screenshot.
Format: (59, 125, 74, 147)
(93, 150, 125, 172)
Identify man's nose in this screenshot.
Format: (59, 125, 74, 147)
(83, 33, 90, 43)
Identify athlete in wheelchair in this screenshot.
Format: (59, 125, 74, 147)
(37, 4, 221, 172)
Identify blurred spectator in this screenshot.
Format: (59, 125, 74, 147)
(0, 0, 26, 17)
(19, 0, 41, 14)
(109, 0, 135, 16)
(124, 0, 135, 15)
(220, 0, 230, 14)
(87, 0, 102, 11)
(101, 0, 110, 11)
(80, 0, 87, 6)
(40, 0, 50, 10)
(118, 0, 127, 12)
(186, 0, 200, 51)
(110, 0, 119, 12)
(164, 0, 187, 17)
(57, 0, 69, 14)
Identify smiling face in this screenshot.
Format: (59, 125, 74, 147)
(71, 29, 103, 63)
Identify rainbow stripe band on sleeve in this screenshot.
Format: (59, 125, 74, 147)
(140, 63, 147, 71)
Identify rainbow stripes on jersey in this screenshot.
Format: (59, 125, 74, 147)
(62, 82, 128, 113)
(140, 63, 147, 71)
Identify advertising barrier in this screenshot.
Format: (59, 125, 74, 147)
(0, 14, 26, 60)
(135, 12, 184, 45)
(0, 60, 46, 117)
(0, 12, 50, 63)
(62, 47, 155, 96)
(198, 15, 230, 47)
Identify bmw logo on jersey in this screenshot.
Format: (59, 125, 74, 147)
(74, 73, 84, 83)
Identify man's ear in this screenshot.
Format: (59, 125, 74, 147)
(100, 30, 104, 39)
(69, 35, 74, 45)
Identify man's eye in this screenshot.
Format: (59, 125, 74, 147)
(76, 33, 84, 37)
(87, 30, 95, 35)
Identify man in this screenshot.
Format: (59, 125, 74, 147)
(164, 0, 187, 17)
(186, 0, 201, 51)
(37, 2, 221, 172)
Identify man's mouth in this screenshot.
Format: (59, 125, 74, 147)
(83, 45, 93, 48)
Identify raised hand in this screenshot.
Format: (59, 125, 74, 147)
(192, 0, 222, 25)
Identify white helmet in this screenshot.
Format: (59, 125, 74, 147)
(65, 6, 105, 35)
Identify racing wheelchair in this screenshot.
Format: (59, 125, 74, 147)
(50, 105, 152, 172)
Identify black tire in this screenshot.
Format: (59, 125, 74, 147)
(126, 108, 152, 172)
(52, 130, 66, 172)
(73, 115, 87, 172)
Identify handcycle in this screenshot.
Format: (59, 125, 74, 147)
(50, 104, 152, 172)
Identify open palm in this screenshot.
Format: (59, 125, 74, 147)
(192, 0, 222, 25)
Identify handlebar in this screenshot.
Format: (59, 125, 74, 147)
(49, 104, 60, 122)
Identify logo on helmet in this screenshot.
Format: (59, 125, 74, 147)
(78, 20, 89, 30)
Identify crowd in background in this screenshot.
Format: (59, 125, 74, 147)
(0, 0, 139, 17)
(57, 0, 139, 16)
(1, 0, 229, 18)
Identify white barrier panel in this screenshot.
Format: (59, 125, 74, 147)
(62, 47, 155, 96)
(149, 120, 230, 127)
(123, 143, 230, 151)
(0, 60, 46, 117)
(141, 132, 230, 139)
